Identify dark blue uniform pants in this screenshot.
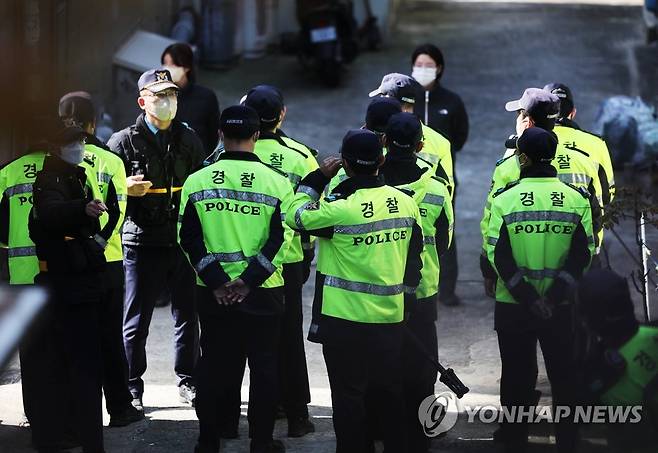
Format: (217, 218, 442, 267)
(195, 286, 282, 450)
(123, 245, 199, 397)
(323, 323, 407, 453)
(101, 262, 132, 415)
(280, 262, 311, 419)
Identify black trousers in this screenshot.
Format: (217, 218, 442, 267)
(123, 244, 199, 397)
(280, 262, 311, 419)
(323, 323, 407, 453)
(101, 262, 132, 415)
(439, 189, 458, 297)
(496, 307, 579, 453)
(19, 297, 73, 450)
(403, 302, 439, 453)
(195, 286, 282, 450)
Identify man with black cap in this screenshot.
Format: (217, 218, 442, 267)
(380, 112, 453, 452)
(577, 269, 658, 452)
(481, 88, 603, 296)
(483, 127, 595, 453)
(29, 125, 109, 453)
(242, 85, 316, 438)
(286, 129, 424, 452)
(179, 105, 293, 453)
(370, 73, 461, 307)
(108, 68, 206, 409)
(544, 82, 614, 207)
(59, 91, 143, 427)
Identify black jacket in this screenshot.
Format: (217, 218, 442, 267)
(29, 155, 105, 303)
(176, 83, 221, 154)
(107, 114, 206, 247)
(414, 82, 469, 155)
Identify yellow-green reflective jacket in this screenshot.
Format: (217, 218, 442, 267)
(419, 124, 453, 189)
(254, 134, 313, 264)
(178, 152, 293, 289)
(80, 143, 127, 263)
(486, 177, 595, 303)
(288, 175, 422, 324)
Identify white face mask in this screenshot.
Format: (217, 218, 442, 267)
(60, 141, 85, 165)
(412, 67, 437, 88)
(146, 95, 178, 122)
(164, 65, 186, 84)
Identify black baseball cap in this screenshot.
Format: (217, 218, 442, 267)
(59, 91, 95, 125)
(577, 269, 637, 334)
(243, 86, 283, 124)
(138, 68, 179, 93)
(340, 129, 383, 166)
(543, 83, 574, 118)
(365, 97, 402, 134)
(385, 112, 423, 153)
(369, 73, 421, 105)
(51, 125, 88, 146)
(505, 88, 560, 120)
(219, 105, 260, 139)
(516, 127, 558, 162)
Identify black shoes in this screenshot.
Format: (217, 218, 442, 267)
(287, 416, 315, 438)
(250, 439, 285, 453)
(109, 404, 145, 427)
(179, 382, 197, 407)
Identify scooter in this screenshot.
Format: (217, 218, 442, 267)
(296, 0, 359, 87)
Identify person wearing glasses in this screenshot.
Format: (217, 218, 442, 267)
(108, 68, 207, 411)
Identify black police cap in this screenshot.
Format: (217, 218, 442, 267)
(365, 97, 402, 134)
(505, 88, 560, 120)
(138, 68, 178, 93)
(386, 112, 423, 153)
(59, 91, 95, 125)
(219, 105, 260, 138)
(340, 129, 383, 166)
(543, 82, 575, 117)
(369, 73, 422, 105)
(244, 86, 284, 124)
(51, 125, 88, 146)
(516, 127, 558, 162)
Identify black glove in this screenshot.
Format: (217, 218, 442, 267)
(528, 297, 554, 320)
(302, 246, 315, 284)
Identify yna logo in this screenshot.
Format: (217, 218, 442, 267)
(418, 392, 459, 437)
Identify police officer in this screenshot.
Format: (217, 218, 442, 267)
(179, 105, 293, 453)
(0, 123, 78, 451)
(108, 68, 206, 409)
(29, 125, 109, 453)
(287, 129, 424, 452)
(369, 73, 453, 187)
(326, 97, 405, 194)
(380, 112, 453, 452)
(483, 127, 595, 453)
(244, 86, 316, 437)
(59, 91, 143, 426)
(543, 82, 615, 207)
(577, 269, 658, 452)
(370, 73, 461, 306)
(481, 88, 603, 294)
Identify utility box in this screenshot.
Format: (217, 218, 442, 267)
(112, 30, 179, 129)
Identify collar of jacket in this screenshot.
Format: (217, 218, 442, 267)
(134, 113, 179, 147)
(557, 117, 581, 130)
(43, 154, 88, 178)
(332, 174, 384, 198)
(258, 131, 289, 147)
(216, 150, 262, 162)
(520, 163, 557, 179)
(380, 154, 425, 186)
(85, 134, 111, 151)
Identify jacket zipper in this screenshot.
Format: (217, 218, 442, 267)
(424, 90, 430, 125)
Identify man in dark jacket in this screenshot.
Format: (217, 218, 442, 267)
(411, 43, 469, 306)
(107, 68, 207, 409)
(29, 125, 108, 453)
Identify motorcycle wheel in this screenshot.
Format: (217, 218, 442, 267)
(320, 60, 342, 87)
